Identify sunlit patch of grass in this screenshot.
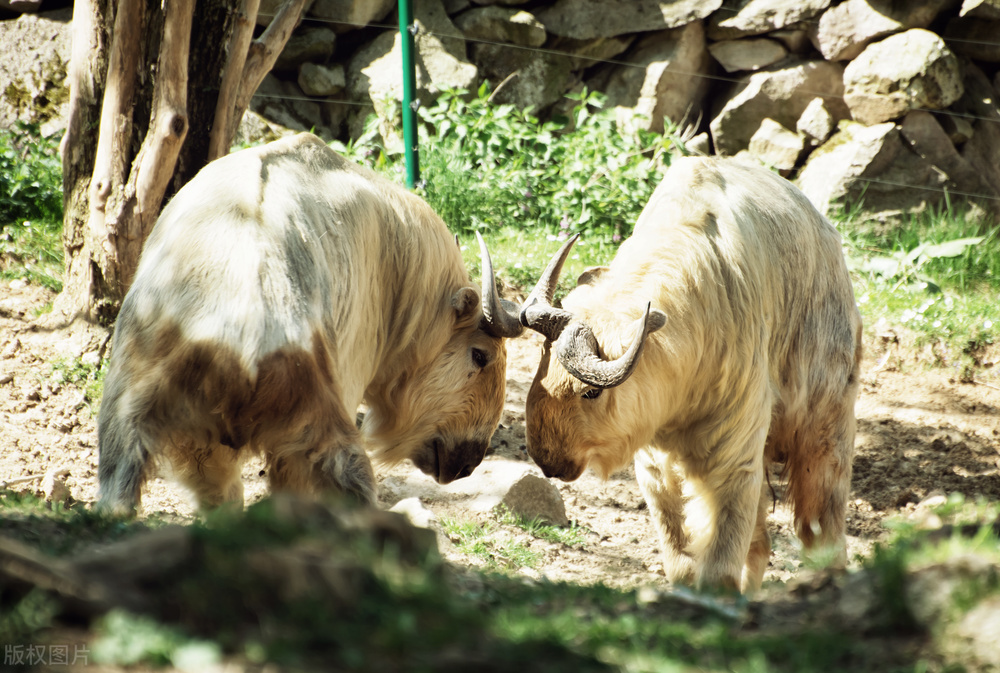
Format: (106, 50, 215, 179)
(441, 517, 542, 571)
(459, 226, 616, 303)
(48, 356, 107, 411)
(0, 218, 64, 292)
(495, 505, 588, 548)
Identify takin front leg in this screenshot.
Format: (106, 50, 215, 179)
(167, 441, 246, 511)
(635, 448, 696, 585)
(264, 407, 376, 506)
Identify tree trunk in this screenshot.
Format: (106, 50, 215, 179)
(53, 0, 306, 326)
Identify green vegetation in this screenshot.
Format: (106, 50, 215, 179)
(48, 355, 107, 411)
(442, 506, 586, 572)
(0, 123, 64, 291)
(3, 491, 998, 671)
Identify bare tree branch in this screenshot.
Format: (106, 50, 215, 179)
(132, 0, 196, 250)
(207, 0, 261, 161)
(87, 0, 143, 246)
(226, 0, 308, 148)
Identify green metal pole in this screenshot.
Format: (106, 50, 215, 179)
(399, 0, 419, 188)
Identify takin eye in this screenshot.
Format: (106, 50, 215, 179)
(582, 388, 603, 400)
(471, 348, 489, 369)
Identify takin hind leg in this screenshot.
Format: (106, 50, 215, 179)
(264, 411, 376, 506)
(635, 448, 696, 585)
(742, 478, 772, 593)
(167, 441, 246, 511)
(780, 399, 855, 568)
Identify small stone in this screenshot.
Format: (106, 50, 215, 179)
(41, 467, 71, 503)
(499, 473, 569, 527)
(389, 497, 438, 529)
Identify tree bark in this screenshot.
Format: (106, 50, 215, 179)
(54, 0, 305, 325)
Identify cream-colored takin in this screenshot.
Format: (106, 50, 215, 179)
(97, 133, 524, 515)
(509, 156, 862, 592)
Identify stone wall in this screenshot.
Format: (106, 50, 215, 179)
(3, 0, 1000, 218)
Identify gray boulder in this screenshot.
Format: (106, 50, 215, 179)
(537, 0, 721, 40)
(709, 60, 848, 155)
(899, 110, 1000, 204)
(309, 0, 396, 32)
(470, 42, 576, 111)
(809, 0, 956, 61)
(274, 27, 336, 72)
(454, 6, 547, 47)
(747, 117, 805, 172)
(298, 62, 347, 97)
(708, 38, 787, 73)
(843, 29, 963, 125)
(944, 18, 1000, 62)
(0, 9, 72, 136)
(499, 474, 570, 527)
(959, 0, 1000, 18)
(348, 0, 477, 145)
(955, 63, 1000, 215)
(589, 21, 712, 134)
(796, 120, 948, 217)
(796, 96, 835, 146)
(707, 0, 831, 40)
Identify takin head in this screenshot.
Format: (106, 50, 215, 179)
(518, 235, 666, 481)
(364, 233, 528, 484)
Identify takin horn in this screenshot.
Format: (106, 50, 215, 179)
(518, 233, 579, 342)
(476, 232, 525, 338)
(553, 302, 667, 389)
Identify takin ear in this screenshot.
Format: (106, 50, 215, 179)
(451, 286, 481, 329)
(577, 266, 609, 287)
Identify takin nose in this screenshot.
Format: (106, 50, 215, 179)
(437, 439, 489, 485)
(528, 447, 585, 482)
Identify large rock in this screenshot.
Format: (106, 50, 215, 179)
(959, 0, 1000, 18)
(843, 29, 963, 125)
(348, 0, 477, 144)
(0, 9, 71, 136)
(747, 118, 805, 172)
(809, 0, 956, 61)
(537, 0, 722, 40)
(257, 0, 317, 26)
(550, 34, 636, 70)
(274, 27, 336, 73)
(709, 60, 848, 155)
(454, 6, 547, 47)
(796, 96, 835, 146)
(298, 62, 346, 97)
(796, 120, 949, 217)
(309, 0, 396, 32)
(708, 38, 787, 73)
(470, 42, 576, 111)
(707, 0, 831, 40)
(944, 18, 1000, 62)
(900, 110, 999, 203)
(589, 21, 712, 134)
(955, 63, 1000, 216)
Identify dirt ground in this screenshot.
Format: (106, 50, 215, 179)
(2, 279, 999, 591)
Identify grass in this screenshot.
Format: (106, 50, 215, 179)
(48, 355, 107, 411)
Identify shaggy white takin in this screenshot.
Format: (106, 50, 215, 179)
(503, 156, 862, 592)
(97, 133, 525, 515)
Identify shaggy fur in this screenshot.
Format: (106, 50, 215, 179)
(525, 156, 862, 592)
(98, 133, 508, 515)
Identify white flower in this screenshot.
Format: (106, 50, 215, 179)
(986, 319, 994, 330)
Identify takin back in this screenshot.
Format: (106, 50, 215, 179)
(97, 133, 523, 515)
(513, 156, 863, 592)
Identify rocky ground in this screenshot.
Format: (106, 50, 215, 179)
(2, 279, 1000, 592)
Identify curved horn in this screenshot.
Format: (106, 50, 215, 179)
(520, 233, 580, 319)
(554, 302, 667, 389)
(476, 232, 524, 338)
(518, 233, 580, 341)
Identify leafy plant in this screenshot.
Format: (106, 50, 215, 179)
(412, 84, 677, 245)
(0, 122, 63, 228)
